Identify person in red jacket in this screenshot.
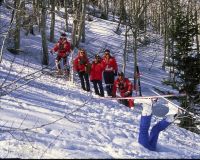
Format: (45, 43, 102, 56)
(50, 33, 71, 74)
(112, 72, 134, 108)
(90, 54, 104, 97)
(73, 48, 90, 92)
(102, 49, 118, 96)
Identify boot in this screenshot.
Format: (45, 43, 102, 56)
(165, 102, 183, 123)
(166, 102, 179, 116)
(142, 99, 153, 116)
(128, 99, 134, 108)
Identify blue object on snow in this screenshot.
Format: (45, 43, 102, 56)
(138, 115, 171, 151)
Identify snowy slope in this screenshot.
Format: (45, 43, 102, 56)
(0, 5, 200, 159)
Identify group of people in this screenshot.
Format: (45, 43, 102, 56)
(50, 33, 134, 108)
(50, 33, 181, 152)
(73, 48, 134, 108)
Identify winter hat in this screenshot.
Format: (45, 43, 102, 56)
(118, 71, 124, 77)
(104, 49, 110, 53)
(61, 33, 67, 37)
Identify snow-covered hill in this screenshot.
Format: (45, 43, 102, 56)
(0, 5, 200, 159)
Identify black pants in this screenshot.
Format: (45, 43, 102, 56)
(92, 80, 104, 97)
(55, 55, 67, 70)
(118, 91, 132, 107)
(103, 71, 115, 96)
(78, 71, 90, 91)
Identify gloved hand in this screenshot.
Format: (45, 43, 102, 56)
(124, 91, 130, 97)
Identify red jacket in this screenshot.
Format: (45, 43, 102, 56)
(52, 39, 71, 57)
(90, 60, 104, 81)
(112, 78, 133, 97)
(73, 52, 90, 72)
(102, 56, 118, 72)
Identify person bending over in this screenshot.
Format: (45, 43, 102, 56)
(112, 72, 134, 108)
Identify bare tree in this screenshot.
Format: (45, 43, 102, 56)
(81, 0, 86, 43)
(41, 0, 49, 65)
(115, 0, 126, 33)
(122, 24, 128, 74)
(162, 0, 169, 70)
(194, 1, 199, 55)
(77, 0, 86, 44)
(64, 0, 69, 32)
(14, 0, 21, 54)
(50, 0, 55, 42)
(71, 0, 87, 48)
(71, 0, 78, 49)
(128, 0, 154, 95)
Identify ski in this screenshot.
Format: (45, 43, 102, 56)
(98, 94, 186, 100)
(42, 70, 70, 80)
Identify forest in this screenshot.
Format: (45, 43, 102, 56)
(0, 0, 200, 139)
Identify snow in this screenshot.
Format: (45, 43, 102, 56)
(0, 5, 200, 159)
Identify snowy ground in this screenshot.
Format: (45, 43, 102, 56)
(0, 5, 200, 159)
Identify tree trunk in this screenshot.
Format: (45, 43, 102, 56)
(73, 0, 86, 46)
(14, 0, 21, 54)
(81, 0, 86, 43)
(50, 0, 55, 42)
(144, 0, 147, 33)
(139, 0, 145, 31)
(38, 1, 42, 32)
(122, 25, 128, 74)
(111, 0, 116, 21)
(115, 0, 125, 33)
(71, 0, 78, 49)
(41, 1, 49, 65)
(162, 0, 168, 70)
(64, 0, 69, 32)
(133, 28, 138, 92)
(102, 0, 108, 19)
(195, 4, 199, 55)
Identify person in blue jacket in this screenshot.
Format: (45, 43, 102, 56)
(138, 99, 181, 151)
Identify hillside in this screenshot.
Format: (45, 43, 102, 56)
(0, 5, 200, 159)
